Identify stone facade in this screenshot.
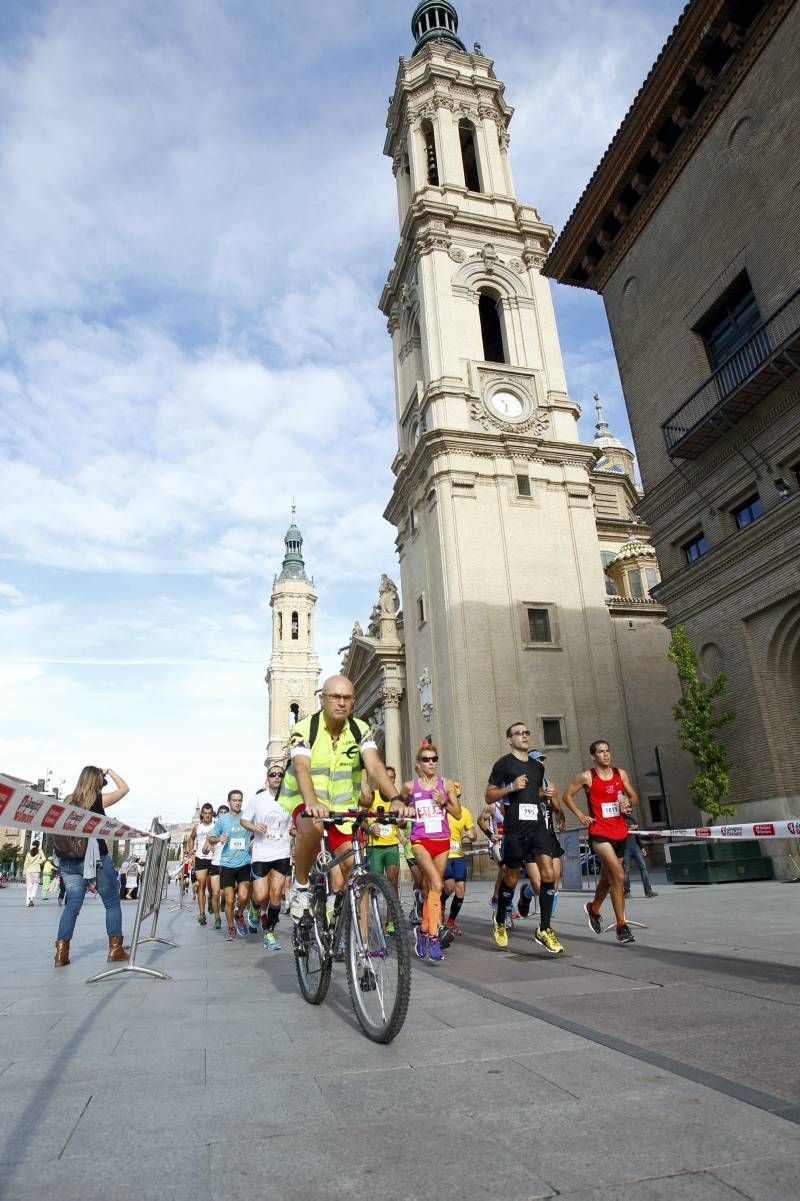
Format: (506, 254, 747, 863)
(545, 0, 800, 870)
(338, 7, 695, 829)
(265, 513, 320, 769)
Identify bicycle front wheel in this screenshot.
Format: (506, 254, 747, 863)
(344, 872, 411, 1044)
(293, 892, 332, 1006)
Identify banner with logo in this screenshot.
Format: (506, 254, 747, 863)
(636, 820, 800, 840)
(0, 773, 164, 841)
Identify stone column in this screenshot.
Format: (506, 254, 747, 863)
(381, 686, 403, 777)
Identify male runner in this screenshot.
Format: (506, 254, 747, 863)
(189, 803, 216, 926)
(486, 722, 566, 954)
(562, 740, 639, 944)
(242, 767, 291, 950)
(442, 784, 477, 937)
(207, 790, 251, 942)
(280, 675, 407, 921)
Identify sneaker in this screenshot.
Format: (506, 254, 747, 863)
(235, 920, 248, 938)
(446, 918, 463, 937)
(197, 913, 207, 926)
(225, 927, 236, 942)
(511, 908, 521, 920)
(438, 923, 455, 949)
(517, 892, 532, 918)
(534, 927, 564, 955)
(414, 928, 428, 960)
(263, 931, 280, 951)
(289, 884, 310, 920)
(616, 923, 636, 944)
(584, 901, 603, 935)
(623, 889, 631, 897)
(645, 890, 658, 898)
(214, 916, 222, 930)
(492, 918, 508, 948)
(26, 899, 33, 907)
(427, 935, 444, 962)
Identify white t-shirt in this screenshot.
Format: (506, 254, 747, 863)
(242, 791, 292, 862)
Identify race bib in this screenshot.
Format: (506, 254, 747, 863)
(450, 838, 461, 853)
(601, 802, 620, 819)
(229, 837, 246, 852)
(376, 824, 393, 838)
(518, 804, 539, 821)
(423, 816, 443, 834)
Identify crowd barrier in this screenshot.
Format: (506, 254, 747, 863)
(88, 818, 176, 983)
(0, 773, 156, 842)
(637, 820, 800, 840)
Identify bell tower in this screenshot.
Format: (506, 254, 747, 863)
(265, 510, 320, 766)
(380, 5, 633, 795)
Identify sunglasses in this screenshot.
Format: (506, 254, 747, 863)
(268, 772, 284, 779)
(511, 730, 531, 737)
(419, 756, 438, 763)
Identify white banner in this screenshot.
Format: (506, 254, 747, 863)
(0, 773, 162, 842)
(637, 820, 800, 840)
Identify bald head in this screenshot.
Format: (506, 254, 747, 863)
(320, 675, 356, 726)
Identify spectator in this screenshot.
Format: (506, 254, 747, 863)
(23, 842, 45, 907)
(623, 816, 658, 898)
(40, 854, 55, 900)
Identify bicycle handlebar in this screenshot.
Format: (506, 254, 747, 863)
(304, 809, 408, 826)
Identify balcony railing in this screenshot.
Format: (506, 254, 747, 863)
(662, 284, 800, 459)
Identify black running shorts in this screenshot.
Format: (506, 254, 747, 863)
(502, 828, 562, 869)
(589, 835, 627, 859)
(220, 864, 251, 889)
(250, 858, 291, 879)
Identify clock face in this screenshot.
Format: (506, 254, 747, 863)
(488, 390, 524, 419)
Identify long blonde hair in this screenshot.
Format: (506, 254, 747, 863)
(66, 765, 104, 810)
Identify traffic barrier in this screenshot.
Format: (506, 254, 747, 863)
(637, 820, 800, 840)
(87, 818, 176, 983)
(0, 773, 158, 843)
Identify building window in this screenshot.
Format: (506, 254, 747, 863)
(409, 506, 417, 535)
(527, 607, 551, 643)
(628, 569, 644, 599)
(516, 474, 531, 497)
(459, 120, 481, 192)
(792, 461, 800, 488)
(648, 795, 670, 825)
(289, 703, 299, 726)
(421, 118, 439, 186)
(695, 271, 769, 397)
(416, 594, 426, 626)
(733, 493, 764, 530)
(600, 550, 619, 597)
(682, 532, 708, 564)
(645, 567, 659, 596)
(478, 291, 506, 363)
(541, 718, 564, 747)
(291, 610, 299, 640)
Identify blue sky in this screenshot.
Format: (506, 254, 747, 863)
(0, 0, 686, 823)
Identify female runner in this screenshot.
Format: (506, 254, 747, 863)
(400, 743, 460, 963)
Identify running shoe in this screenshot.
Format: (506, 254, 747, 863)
(289, 883, 310, 920)
(414, 928, 428, 960)
(213, 916, 222, 930)
(645, 890, 659, 898)
(197, 913, 206, 926)
(225, 927, 236, 942)
(583, 901, 603, 935)
(517, 892, 532, 918)
(248, 906, 259, 933)
(235, 919, 248, 938)
(438, 923, 455, 949)
(263, 931, 280, 951)
(534, 927, 564, 955)
(491, 918, 508, 948)
(427, 935, 444, 962)
(446, 917, 463, 937)
(358, 965, 377, 991)
(511, 908, 521, 920)
(616, 923, 636, 944)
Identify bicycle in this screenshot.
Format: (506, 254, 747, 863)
(292, 811, 411, 1044)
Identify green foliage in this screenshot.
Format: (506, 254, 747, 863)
(668, 625, 735, 819)
(0, 842, 19, 868)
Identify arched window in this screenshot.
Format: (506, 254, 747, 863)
(289, 702, 300, 726)
(479, 291, 506, 363)
(421, 118, 439, 185)
(278, 612, 283, 639)
(291, 611, 299, 640)
(459, 120, 481, 192)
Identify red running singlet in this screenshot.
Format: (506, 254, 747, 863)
(587, 768, 629, 840)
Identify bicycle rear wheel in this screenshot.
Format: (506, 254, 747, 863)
(344, 872, 411, 1044)
(293, 887, 332, 1005)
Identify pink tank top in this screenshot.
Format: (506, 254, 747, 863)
(410, 775, 450, 842)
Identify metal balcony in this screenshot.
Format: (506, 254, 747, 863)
(662, 285, 800, 459)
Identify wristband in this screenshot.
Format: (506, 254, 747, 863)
(389, 795, 404, 807)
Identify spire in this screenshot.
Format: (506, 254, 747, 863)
(592, 391, 624, 450)
(411, 2, 466, 55)
(277, 506, 309, 582)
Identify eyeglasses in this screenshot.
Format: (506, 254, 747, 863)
(419, 756, 438, 763)
(268, 772, 283, 779)
(511, 729, 531, 737)
(322, 693, 354, 703)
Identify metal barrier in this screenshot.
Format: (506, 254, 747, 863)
(88, 818, 176, 983)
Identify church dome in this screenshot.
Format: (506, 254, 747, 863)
(411, 2, 466, 54)
(607, 533, 656, 566)
(277, 508, 309, 582)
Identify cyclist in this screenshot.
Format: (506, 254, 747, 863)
(400, 743, 461, 963)
(282, 676, 407, 921)
(442, 783, 477, 938)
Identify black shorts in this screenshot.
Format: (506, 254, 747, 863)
(250, 858, 291, 879)
(220, 864, 251, 889)
(589, 835, 626, 859)
(209, 864, 220, 877)
(194, 857, 212, 873)
(502, 828, 563, 870)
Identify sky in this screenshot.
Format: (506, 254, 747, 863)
(0, 0, 687, 824)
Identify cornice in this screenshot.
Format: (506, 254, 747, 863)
(544, 0, 793, 291)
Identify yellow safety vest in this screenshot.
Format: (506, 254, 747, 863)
(278, 712, 372, 830)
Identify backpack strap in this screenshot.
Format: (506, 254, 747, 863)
(309, 710, 321, 747)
